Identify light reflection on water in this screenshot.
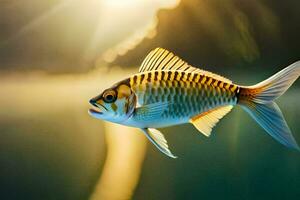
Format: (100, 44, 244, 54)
(0, 70, 300, 199)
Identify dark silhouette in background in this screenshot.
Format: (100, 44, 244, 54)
(113, 0, 300, 74)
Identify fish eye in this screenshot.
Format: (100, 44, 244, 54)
(103, 90, 117, 103)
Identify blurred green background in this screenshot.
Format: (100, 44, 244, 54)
(0, 0, 300, 199)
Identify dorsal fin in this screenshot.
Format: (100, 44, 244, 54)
(139, 48, 232, 83)
(190, 105, 233, 137)
(139, 47, 189, 73)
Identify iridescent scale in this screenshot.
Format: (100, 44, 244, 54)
(130, 70, 239, 120)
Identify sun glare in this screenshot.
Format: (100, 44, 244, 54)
(102, 0, 142, 7)
(98, 0, 180, 63)
(6, 0, 180, 67)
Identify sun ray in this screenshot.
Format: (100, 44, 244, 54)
(84, 0, 181, 64)
(2, 0, 76, 45)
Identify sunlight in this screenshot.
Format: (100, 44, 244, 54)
(102, 0, 142, 7)
(94, 0, 181, 64)
(2, 0, 181, 69)
(3, 0, 75, 45)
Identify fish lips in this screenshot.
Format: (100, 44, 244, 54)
(88, 99, 104, 117)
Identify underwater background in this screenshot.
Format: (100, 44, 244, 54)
(0, 0, 300, 199)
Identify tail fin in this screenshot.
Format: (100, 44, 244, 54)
(238, 61, 300, 150)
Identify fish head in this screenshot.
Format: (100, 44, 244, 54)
(89, 81, 136, 123)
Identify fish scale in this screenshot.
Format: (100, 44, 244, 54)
(130, 70, 238, 121)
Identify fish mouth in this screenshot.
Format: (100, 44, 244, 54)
(89, 99, 105, 115)
(89, 107, 103, 115)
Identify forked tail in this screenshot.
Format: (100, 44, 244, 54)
(238, 61, 300, 150)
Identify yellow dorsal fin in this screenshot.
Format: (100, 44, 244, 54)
(189, 105, 233, 137)
(139, 48, 189, 72)
(139, 48, 232, 83)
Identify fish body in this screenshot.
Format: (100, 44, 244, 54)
(89, 48, 300, 158)
(124, 70, 238, 128)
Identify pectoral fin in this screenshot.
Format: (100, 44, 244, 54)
(190, 105, 233, 137)
(141, 128, 177, 159)
(135, 102, 170, 121)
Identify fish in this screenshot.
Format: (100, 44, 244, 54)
(89, 48, 300, 158)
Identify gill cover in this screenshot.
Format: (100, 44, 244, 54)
(89, 81, 136, 122)
(116, 83, 137, 118)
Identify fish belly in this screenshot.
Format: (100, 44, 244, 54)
(124, 115, 189, 128)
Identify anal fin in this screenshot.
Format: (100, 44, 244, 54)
(190, 105, 233, 137)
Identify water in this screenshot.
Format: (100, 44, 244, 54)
(0, 71, 299, 200)
(136, 93, 300, 199)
